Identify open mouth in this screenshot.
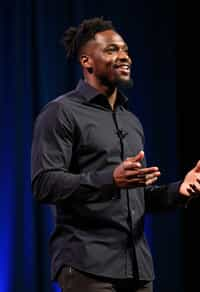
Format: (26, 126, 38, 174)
(114, 64, 131, 75)
(114, 63, 131, 75)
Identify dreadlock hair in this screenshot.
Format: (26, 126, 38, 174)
(62, 17, 115, 60)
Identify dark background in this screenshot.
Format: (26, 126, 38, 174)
(0, 1, 199, 292)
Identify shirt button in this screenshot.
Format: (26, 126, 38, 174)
(131, 209, 135, 215)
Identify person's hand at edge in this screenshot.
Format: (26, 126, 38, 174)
(179, 161, 200, 197)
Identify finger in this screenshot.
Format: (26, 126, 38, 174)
(125, 168, 160, 179)
(187, 187, 196, 196)
(137, 172, 160, 186)
(127, 176, 159, 187)
(123, 161, 142, 170)
(145, 177, 159, 186)
(128, 151, 145, 163)
(145, 171, 161, 180)
(137, 167, 159, 176)
(189, 183, 200, 193)
(125, 169, 141, 179)
(187, 187, 200, 196)
(188, 184, 198, 194)
(135, 173, 160, 181)
(195, 160, 200, 173)
(125, 157, 142, 168)
(125, 177, 147, 187)
(134, 150, 145, 162)
(126, 171, 160, 183)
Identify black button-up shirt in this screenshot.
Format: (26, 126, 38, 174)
(31, 80, 183, 281)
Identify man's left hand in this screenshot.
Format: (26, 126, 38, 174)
(179, 161, 200, 197)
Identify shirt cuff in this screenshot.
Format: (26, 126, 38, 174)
(167, 180, 191, 207)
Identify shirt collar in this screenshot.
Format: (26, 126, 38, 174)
(76, 79, 129, 107)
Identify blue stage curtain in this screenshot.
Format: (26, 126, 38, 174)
(0, 1, 178, 291)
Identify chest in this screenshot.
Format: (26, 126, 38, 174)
(72, 105, 144, 160)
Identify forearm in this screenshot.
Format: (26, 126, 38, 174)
(32, 167, 116, 204)
(145, 181, 189, 212)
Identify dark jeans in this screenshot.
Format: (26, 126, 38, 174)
(57, 266, 153, 292)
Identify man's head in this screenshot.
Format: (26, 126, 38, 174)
(62, 17, 133, 90)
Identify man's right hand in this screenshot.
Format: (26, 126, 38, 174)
(113, 151, 161, 188)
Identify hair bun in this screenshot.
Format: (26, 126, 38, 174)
(62, 26, 78, 58)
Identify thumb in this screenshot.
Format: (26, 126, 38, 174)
(133, 150, 145, 162)
(195, 160, 200, 172)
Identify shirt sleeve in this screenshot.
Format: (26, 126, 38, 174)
(144, 181, 190, 212)
(31, 101, 116, 204)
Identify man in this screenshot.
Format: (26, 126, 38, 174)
(31, 17, 200, 292)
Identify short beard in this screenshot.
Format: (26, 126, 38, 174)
(115, 77, 134, 89)
(100, 76, 134, 90)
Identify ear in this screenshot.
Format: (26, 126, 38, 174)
(79, 55, 93, 71)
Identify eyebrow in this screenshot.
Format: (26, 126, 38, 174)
(105, 43, 128, 49)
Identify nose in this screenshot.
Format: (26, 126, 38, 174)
(118, 50, 132, 64)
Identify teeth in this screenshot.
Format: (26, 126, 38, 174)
(120, 65, 129, 70)
(114, 64, 130, 70)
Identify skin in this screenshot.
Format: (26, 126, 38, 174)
(79, 29, 132, 109)
(79, 29, 200, 196)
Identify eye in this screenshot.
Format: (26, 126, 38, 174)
(105, 46, 118, 54)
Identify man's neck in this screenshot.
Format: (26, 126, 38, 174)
(84, 78, 117, 110)
(107, 89, 117, 110)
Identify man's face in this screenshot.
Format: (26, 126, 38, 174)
(84, 30, 133, 88)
